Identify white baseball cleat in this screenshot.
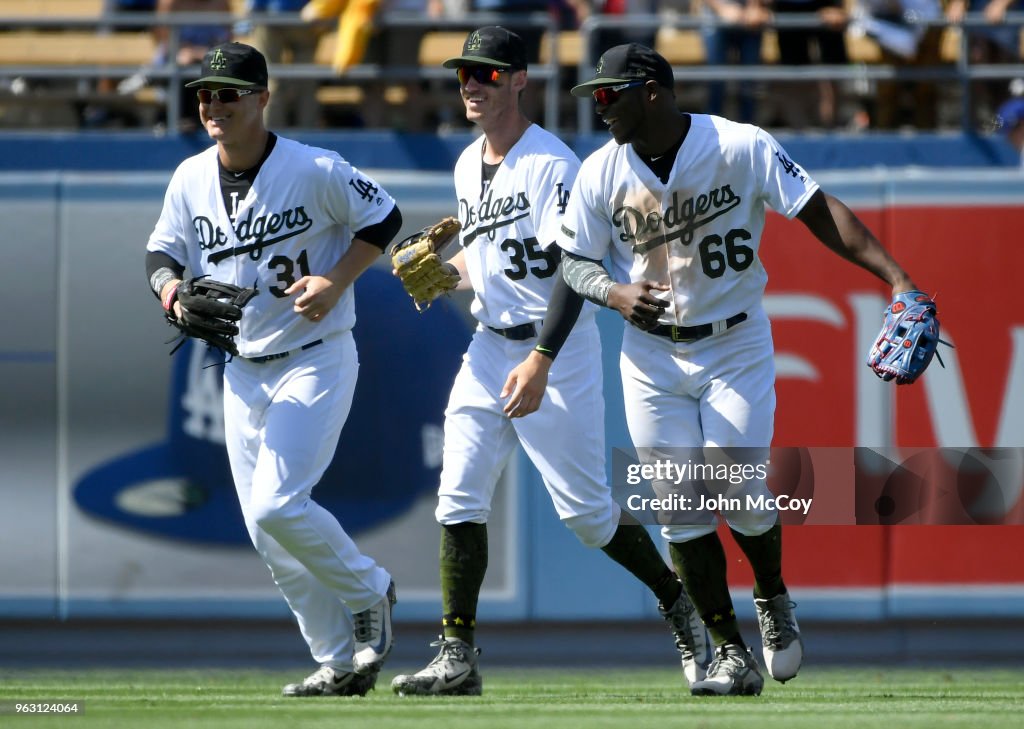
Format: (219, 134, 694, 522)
(281, 665, 377, 697)
(352, 580, 397, 675)
(391, 636, 483, 696)
(690, 643, 764, 696)
(754, 591, 803, 682)
(658, 585, 712, 687)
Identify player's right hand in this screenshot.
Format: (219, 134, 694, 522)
(608, 281, 670, 331)
(500, 350, 552, 418)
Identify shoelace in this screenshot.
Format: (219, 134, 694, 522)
(663, 598, 699, 658)
(706, 647, 746, 678)
(424, 637, 480, 672)
(353, 608, 380, 642)
(427, 638, 466, 666)
(758, 600, 797, 647)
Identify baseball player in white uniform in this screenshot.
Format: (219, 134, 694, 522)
(391, 27, 711, 697)
(144, 43, 400, 697)
(560, 44, 922, 696)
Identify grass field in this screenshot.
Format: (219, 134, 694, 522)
(1, 667, 1022, 728)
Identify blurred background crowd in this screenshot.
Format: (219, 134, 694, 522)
(1, 0, 1023, 141)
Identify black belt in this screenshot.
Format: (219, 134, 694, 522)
(649, 313, 747, 343)
(487, 322, 538, 341)
(246, 339, 324, 364)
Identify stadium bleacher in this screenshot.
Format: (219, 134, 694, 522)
(0, 0, 1020, 131)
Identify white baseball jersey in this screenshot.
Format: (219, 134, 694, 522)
(558, 115, 819, 325)
(147, 136, 396, 357)
(454, 124, 586, 328)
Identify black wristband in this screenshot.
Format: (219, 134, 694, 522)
(535, 263, 584, 362)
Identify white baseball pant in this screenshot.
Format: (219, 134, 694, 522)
(620, 307, 778, 543)
(436, 319, 619, 549)
(223, 331, 392, 669)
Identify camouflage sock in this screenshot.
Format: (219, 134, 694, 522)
(601, 523, 681, 607)
(730, 521, 786, 600)
(668, 532, 743, 647)
(439, 522, 488, 645)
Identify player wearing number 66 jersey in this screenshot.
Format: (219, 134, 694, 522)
(392, 27, 711, 698)
(144, 43, 402, 696)
(560, 44, 927, 696)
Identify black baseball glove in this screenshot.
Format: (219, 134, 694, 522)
(165, 276, 258, 357)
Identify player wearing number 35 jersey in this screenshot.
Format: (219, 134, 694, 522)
(144, 43, 402, 697)
(561, 44, 924, 696)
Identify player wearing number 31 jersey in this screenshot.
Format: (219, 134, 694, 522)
(144, 43, 402, 697)
(561, 44, 923, 696)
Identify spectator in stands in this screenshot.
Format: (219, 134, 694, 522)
(996, 96, 1024, 167)
(156, 0, 233, 131)
(301, 0, 441, 129)
(769, 0, 849, 128)
(102, 0, 159, 30)
(87, 0, 159, 128)
(247, 1, 321, 128)
(946, 0, 1024, 126)
(564, 0, 659, 64)
(470, 0, 551, 63)
(854, 0, 943, 129)
(701, 0, 770, 123)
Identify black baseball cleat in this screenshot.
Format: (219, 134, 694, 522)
(282, 665, 378, 697)
(754, 591, 803, 682)
(658, 584, 713, 687)
(689, 644, 764, 696)
(391, 636, 483, 696)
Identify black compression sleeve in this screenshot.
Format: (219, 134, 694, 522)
(535, 259, 584, 362)
(145, 250, 185, 298)
(354, 205, 403, 252)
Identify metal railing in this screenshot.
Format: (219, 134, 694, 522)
(0, 11, 563, 131)
(576, 12, 1024, 133)
(2, 10, 1023, 134)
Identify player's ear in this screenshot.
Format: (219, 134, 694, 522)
(510, 69, 528, 94)
(644, 80, 659, 103)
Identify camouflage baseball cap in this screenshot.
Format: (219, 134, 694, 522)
(570, 43, 674, 97)
(185, 42, 268, 88)
(442, 26, 527, 70)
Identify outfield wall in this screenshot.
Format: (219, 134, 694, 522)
(1, 167, 1022, 623)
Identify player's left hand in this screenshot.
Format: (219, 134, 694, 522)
(286, 275, 342, 322)
(608, 280, 670, 330)
(500, 351, 552, 418)
(866, 290, 949, 384)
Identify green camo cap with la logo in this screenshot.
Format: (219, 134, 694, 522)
(442, 26, 527, 70)
(185, 42, 268, 88)
(570, 43, 675, 97)
(209, 49, 228, 71)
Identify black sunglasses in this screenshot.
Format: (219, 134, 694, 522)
(456, 66, 506, 86)
(593, 80, 645, 106)
(196, 87, 259, 104)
